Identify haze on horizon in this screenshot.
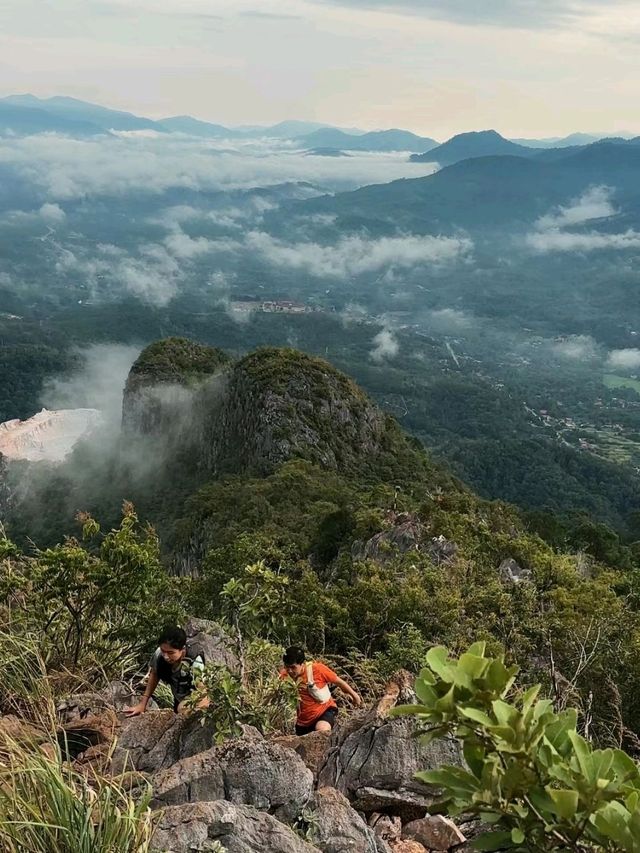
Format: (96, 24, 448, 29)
(1, 0, 640, 139)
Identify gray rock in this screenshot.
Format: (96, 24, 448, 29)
(309, 787, 387, 853)
(498, 558, 531, 584)
(352, 514, 425, 564)
(113, 709, 263, 776)
(151, 737, 314, 823)
(318, 672, 463, 821)
(402, 815, 466, 850)
(184, 616, 240, 673)
(427, 535, 457, 565)
(151, 800, 322, 853)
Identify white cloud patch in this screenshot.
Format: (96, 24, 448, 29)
(551, 335, 598, 360)
(41, 343, 141, 427)
(245, 231, 472, 278)
(0, 133, 438, 201)
(526, 186, 640, 253)
(527, 229, 640, 253)
(607, 348, 640, 370)
(39, 202, 66, 223)
(370, 326, 399, 363)
(426, 307, 473, 332)
(56, 242, 182, 305)
(163, 229, 239, 259)
(535, 186, 616, 231)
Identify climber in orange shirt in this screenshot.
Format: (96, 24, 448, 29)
(280, 645, 362, 735)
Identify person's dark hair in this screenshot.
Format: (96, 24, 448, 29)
(159, 625, 187, 649)
(283, 645, 305, 666)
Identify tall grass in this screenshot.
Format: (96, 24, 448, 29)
(0, 734, 155, 853)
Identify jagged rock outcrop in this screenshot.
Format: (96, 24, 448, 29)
(112, 710, 262, 775)
(151, 801, 322, 853)
(310, 787, 389, 853)
(122, 337, 229, 437)
(271, 731, 330, 779)
(150, 738, 314, 823)
(402, 816, 466, 850)
(205, 348, 391, 478)
(184, 616, 240, 673)
(498, 557, 532, 583)
(318, 672, 463, 821)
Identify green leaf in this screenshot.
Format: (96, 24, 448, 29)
(426, 646, 452, 680)
(511, 828, 525, 844)
(472, 830, 514, 850)
(547, 788, 579, 820)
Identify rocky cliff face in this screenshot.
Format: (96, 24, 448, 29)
(205, 348, 389, 479)
(122, 337, 230, 438)
(121, 340, 426, 484)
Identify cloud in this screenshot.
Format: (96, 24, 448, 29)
(40, 343, 141, 426)
(39, 202, 66, 223)
(305, 0, 609, 29)
(526, 229, 640, 253)
(426, 307, 473, 332)
(56, 242, 182, 305)
(535, 186, 616, 230)
(0, 133, 438, 201)
(607, 348, 640, 369)
(526, 186, 640, 253)
(245, 231, 472, 278)
(370, 326, 399, 363)
(163, 229, 239, 259)
(552, 335, 598, 360)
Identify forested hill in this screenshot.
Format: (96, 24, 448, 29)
(3, 337, 640, 752)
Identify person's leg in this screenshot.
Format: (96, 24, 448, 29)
(313, 707, 338, 733)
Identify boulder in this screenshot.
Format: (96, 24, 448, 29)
(498, 558, 531, 584)
(390, 843, 428, 853)
(272, 731, 330, 778)
(0, 714, 47, 745)
(151, 800, 322, 853)
(352, 513, 425, 564)
(427, 535, 457, 565)
(184, 616, 240, 673)
(369, 813, 402, 845)
(112, 709, 179, 774)
(318, 672, 463, 821)
(309, 787, 387, 853)
(151, 737, 314, 823)
(112, 708, 262, 775)
(402, 815, 466, 850)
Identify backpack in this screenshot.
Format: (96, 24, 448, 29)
(305, 662, 332, 703)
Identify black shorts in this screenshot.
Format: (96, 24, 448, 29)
(295, 706, 338, 736)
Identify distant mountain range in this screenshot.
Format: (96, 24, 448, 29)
(282, 140, 640, 234)
(0, 94, 637, 160)
(298, 127, 438, 153)
(410, 128, 640, 167)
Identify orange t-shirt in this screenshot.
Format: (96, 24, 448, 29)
(281, 661, 339, 726)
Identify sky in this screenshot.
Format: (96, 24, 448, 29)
(0, 0, 639, 138)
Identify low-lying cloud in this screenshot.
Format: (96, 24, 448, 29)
(607, 348, 640, 369)
(0, 133, 438, 202)
(527, 185, 640, 253)
(370, 326, 399, 363)
(245, 231, 472, 278)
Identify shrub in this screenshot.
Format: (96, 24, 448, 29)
(0, 734, 154, 853)
(394, 643, 640, 852)
(186, 640, 298, 741)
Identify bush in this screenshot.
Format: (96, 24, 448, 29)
(186, 640, 298, 741)
(394, 643, 640, 852)
(0, 733, 154, 853)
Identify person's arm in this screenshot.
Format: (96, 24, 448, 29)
(321, 663, 363, 708)
(125, 668, 159, 717)
(334, 675, 363, 707)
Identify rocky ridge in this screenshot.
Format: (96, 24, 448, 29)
(49, 619, 477, 853)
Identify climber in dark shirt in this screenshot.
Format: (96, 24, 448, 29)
(125, 625, 209, 716)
